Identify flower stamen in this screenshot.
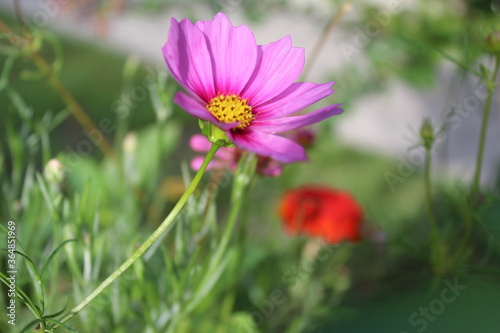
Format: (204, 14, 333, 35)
(207, 94, 254, 130)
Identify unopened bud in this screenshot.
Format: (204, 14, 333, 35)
(420, 119, 434, 151)
(44, 158, 64, 185)
(485, 31, 500, 55)
(122, 132, 137, 154)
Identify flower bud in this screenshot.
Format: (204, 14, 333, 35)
(122, 132, 137, 154)
(420, 119, 434, 151)
(485, 31, 500, 55)
(44, 158, 64, 186)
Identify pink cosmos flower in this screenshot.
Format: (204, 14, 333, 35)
(189, 134, 283, 177)
(163, 12, 343, 163)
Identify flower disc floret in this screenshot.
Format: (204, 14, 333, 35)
(207, 94, 254, 130)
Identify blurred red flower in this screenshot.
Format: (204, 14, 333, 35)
(279, 186, 363, 244)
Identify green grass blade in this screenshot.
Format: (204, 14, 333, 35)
(40, 239, 77, 278)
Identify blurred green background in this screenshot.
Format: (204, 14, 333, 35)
(1, 0, 500, 332)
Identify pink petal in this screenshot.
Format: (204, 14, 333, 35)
(255, 82, 335, 118)
(216, 146, 237, 161)
(163, 17, 215, 102)
(174, 92, 237, 131)
(190, 156, 206, 171)
(174, 92, 215, 122)
(190, 155, 227, 171)
(252, 104, 343, 133)
(229, 130, 307, 163)
(189, 134, 212, 152)
(195, 13, 258, 95)
(241, 36, 304, 106)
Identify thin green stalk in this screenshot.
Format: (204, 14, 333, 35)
(301, 3, 352, 80)
(216, 197, 245, 315)
(220, 177, 253, 320)
(451, 54, 500, 267)
(0, 20, 116, 160)
(424, 148, 442, 275)
(184, 153, 256, 315)
(52, 143, 220, 329)
(211, 153, 256, 269)
(471, 55, 500, 198)
(29, 51, 116, 160)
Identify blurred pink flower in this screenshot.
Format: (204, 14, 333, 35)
(163, 12, 342, 163)
(189, 134, 283, 177)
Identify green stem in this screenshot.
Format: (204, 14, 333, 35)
(0, 20, 116, 160)
(185, 153, 256, 315)
(424, 147, 441, 274)
(220, 183, 252, 319)
(218, 194, 247, 318)
(300, 3, 351, 80)
(451, 55, 500, 268)
(471, 55, 500, 198)
(53, 143, 220, 329)
(212, 153, 256, 269)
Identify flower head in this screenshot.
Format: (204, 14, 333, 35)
(279, 186, 363, 244)
(163, 13, 343, 163)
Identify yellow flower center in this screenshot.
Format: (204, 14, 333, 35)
(206, 94, 254, 130)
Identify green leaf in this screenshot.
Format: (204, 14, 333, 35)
(40, 239, 77, 278)
(0, 272, 42, 319)
(186, 250, 232, 313)
(0, 53, 17, 92)
(44, 318, 78, 332)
